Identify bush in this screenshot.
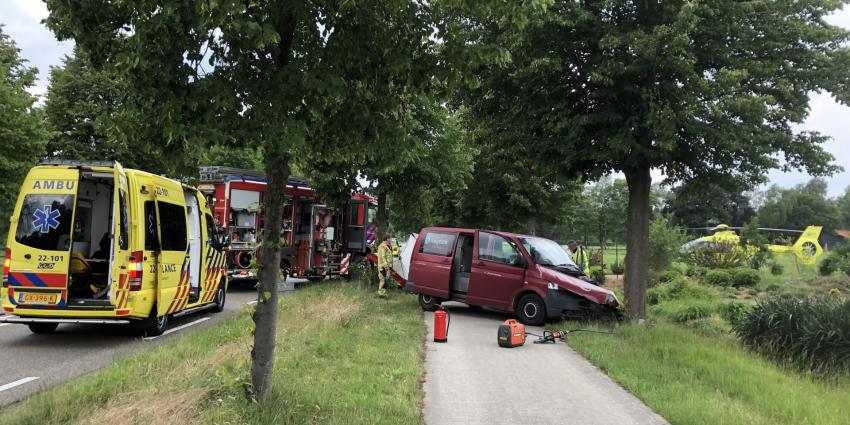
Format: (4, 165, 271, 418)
(685, 265, 709, 278)
(818, 247, 850, 276)
(718, 301, 750, 324)
(652, 299, 718, 323)
(587, 265, 606, 285)
(655, 269, 683, 284)
(769, 262, 784, 276)
(733, 296, 850, 374)
(728, 267, 760, 288)
(704, 269, 733, 287)
(646, 276, 719, 305)
(609, 262, 625, 275)
(648, 218, 687, 274)
(685, 242, 752, 268)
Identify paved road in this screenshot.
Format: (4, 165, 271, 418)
(423, 303, 669, 425)
(0, 284, 277, 407)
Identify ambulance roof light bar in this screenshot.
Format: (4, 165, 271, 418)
(39, 159, 114, 168)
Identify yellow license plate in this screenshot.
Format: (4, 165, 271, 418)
(18, 293, 59, 305)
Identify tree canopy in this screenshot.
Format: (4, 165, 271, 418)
(757, 179, 842, 234)
(664, 183, 756, 229)
(456, 0, 849, 317)
(0, 25, 47, 242)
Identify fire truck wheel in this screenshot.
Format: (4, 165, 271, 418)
(307, 276, 325, 283)
(143, 307, 169, 337)
(212, 283, 226, 313)
(418, 294, 442, 312)
(516, 293, 546, 326)
(28, 323, 58, 334)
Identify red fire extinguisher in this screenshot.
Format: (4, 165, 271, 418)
(434, 305, 450, 343)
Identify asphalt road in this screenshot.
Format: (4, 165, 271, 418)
(0, 284, 275, 408)
(423, 303, 669, 425)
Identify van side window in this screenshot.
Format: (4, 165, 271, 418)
(157, 201, 187, 251)
(205, 214, 221, 251)
(15, 194, 75, 251)
(144, 201, 159, 251)
(118, 190, 129, 250)
(478, 232, 521, 266)
(419, 231, 456, 256)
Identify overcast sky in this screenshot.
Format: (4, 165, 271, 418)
(2, 1, 849, 196)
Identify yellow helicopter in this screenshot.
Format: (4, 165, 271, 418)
(681, 224, 824, 265)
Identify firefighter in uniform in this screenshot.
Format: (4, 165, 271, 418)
(567, 240, 589, 272)
(377, 234, 394, 297)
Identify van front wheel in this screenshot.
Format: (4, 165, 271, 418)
(28, 323, 58, 334)
(418, 294, 442, 312)
(517, 294, 546, 326)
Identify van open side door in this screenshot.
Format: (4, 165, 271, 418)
(108, 162, 132, 313)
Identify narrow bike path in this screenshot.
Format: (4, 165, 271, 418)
(422, 303, 669, 425)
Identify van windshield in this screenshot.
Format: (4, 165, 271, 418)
(519, 237, 577, 267)
(15, 194, 75, 251)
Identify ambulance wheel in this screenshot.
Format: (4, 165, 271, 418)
(144, 308, 169, 337)
(517, 293, 546, 326)
(212, 283, 226, 313)
(418, 294, 442, 312)
(28, 323, 58, 334)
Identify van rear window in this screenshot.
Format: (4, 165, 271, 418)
(419, 231, 456, 256)
(15, 194, 75, 251)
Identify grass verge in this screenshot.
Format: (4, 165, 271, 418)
(0, 282, 425, 425)
(562, 320, 850, 425)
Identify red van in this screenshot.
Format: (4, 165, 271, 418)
(406, 227, 620, 325)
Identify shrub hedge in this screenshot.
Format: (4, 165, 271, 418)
(705, 269, 733, 287)
(733, 296, 850, 374)
(647, 276, 719, 305)
(703, 267, 760, 288)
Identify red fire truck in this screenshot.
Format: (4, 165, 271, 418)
(197, 166, 379, 285)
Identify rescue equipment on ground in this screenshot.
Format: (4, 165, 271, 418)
(497, 319, 527, 348)
(532, 328, 616, 344)
(433, 305, 450, 343)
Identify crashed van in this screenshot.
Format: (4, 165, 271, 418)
(406, 227, 620, 325)
(2, 161, 227, 336)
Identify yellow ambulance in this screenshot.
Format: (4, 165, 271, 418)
(1, 161, 228, 336)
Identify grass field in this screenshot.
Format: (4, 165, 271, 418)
(0, 282, 425, 425)
(563, 321, 850, 425)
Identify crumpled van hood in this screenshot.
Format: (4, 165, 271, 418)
(538, 265, 618, 306)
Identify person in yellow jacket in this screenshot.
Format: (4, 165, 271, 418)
(376, 234, 394, 297)
(567, 240, 589, 273)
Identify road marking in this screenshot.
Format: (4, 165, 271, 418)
(246, 300, 258, 306)
(0, 377, 39, 393)
(143, 317, 210, 341)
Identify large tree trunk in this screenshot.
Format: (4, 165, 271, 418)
(251, 154, 289, 399)
(376, 185, 388, 239)
(623, 166, 651, 320)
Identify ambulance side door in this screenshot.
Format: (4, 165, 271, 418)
(153, 184, 188, 316)
(109, 162, 131, 310)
